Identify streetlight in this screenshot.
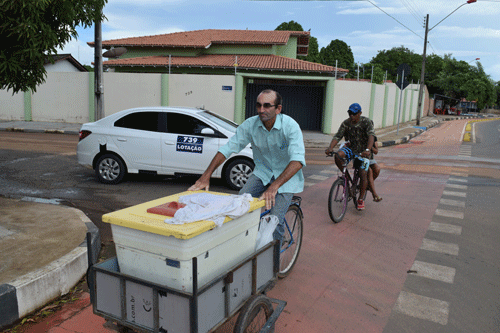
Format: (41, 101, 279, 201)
(416, 0, 477, 125)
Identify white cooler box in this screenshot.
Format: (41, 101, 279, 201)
(102, 191, 265, 293)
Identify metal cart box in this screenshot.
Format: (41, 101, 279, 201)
(89, 242, 283, 333)
(102, 191, 265, 292)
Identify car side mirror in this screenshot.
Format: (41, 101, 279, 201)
(200, 128, 215, 135)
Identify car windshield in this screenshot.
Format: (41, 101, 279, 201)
(199, 110, 238, 133)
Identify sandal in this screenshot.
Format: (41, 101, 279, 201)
(373, 196, 383, 202)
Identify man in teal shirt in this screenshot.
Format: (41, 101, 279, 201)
(189, 89, 306, 240)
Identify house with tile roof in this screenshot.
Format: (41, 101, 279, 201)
(89, 29, 350, 131)
(45, 54, 88, 72)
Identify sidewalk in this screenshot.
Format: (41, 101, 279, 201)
(0, 113, 492, 332)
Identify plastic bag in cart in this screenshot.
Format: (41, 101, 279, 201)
(255, 215, 279, 251)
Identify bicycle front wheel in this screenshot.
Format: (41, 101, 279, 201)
(278, 205, 303, 278)
(328, 177, 348, 223)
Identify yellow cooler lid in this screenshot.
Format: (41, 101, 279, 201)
(102, 191, 265, 239)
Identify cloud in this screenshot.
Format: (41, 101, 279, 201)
(431, 25, 500, 39)
(56, 39, 94, 66)
(107, 0, 184, 5)
(103, 13, 184, 41)
(487, 62, 500, 82)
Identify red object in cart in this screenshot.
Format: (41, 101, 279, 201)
(147, 201, 186, 217)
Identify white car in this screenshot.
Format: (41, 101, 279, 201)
(77, 106, 254, 190)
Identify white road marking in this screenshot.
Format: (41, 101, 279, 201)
(439, 198, 466, 208)
(442, 190, 466, 198)
(472, 123, 476, 143)
(394, 291, 450, 325)
(429, 222, 462, 235)
(303, 182, 316, 187)
(410, 261, 456, 283)
(421, 239, 459, 256)
(320, 169, 338, 174)
(448, 176, 467, 183)
(446, 183, 468, 190)
(435, 209, 464, 219)
(307, 175, 329, 181)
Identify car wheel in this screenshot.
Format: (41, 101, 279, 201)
(95, 153, 126, 184)
(224, 159, 254, 191)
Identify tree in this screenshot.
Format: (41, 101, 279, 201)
(0, 0, 107, 94)
(431, 56, 496, 110)
(423, 54, 445, 96)
(495, 81, 500, 108)
(275, 20, 304, 32)
(319, 39, 355, 77)
(363, 63, 385, 84)
(370, 46, 421, 83)
(463, 62, 496, 109)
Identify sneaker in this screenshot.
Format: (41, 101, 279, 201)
(357, 199, 365, 211)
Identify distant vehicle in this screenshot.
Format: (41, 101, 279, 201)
(77, 106, 254, 190)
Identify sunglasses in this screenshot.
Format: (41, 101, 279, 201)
(348, 111, 358, 116)
(256, 102, 277, 109)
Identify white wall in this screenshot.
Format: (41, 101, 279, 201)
(45, 60, 81, 73)
(103, 73, 162, 117)
(385, 84, 397, 127)
(0, 89, 24, 121)
(372, 84, 386, 129)
(168, 74, 236, 120)
(331, 80, 372, 133)
(32, 72, 90, 123)
(0, 72, 425, 135)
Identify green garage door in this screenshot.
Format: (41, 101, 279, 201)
(245, 83, 324, 131)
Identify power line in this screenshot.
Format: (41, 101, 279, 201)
(248, 0, 424, 39)
(400, 0, 423, 25)
(364, 0, 423, 39)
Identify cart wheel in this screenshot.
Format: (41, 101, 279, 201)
(233, 294, 274, 333)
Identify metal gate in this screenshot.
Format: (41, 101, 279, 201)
(245, 83, 324, 131)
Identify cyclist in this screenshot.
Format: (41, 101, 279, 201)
(189, 89, 306, 240)
(325, 103, 375, 210)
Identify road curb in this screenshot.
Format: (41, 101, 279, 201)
(0, 127, 80, 136)
(462, 116, 500, 142)
(0, 205, 100, 330)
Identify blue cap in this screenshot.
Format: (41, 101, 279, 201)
(348, 103, 362, 114)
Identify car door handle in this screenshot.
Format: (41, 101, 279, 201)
(164, 141, 175, 145)
(117, 138, 127, 142)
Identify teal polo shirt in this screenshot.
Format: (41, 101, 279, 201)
(219, 114, 306, 194)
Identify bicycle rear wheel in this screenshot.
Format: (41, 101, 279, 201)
(328, 177, 348, 223)
(278, 205, 303, 278)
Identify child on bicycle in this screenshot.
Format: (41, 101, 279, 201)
(368, 136, 382, 202)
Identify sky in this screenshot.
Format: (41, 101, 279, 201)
(59, 0, 500, 82)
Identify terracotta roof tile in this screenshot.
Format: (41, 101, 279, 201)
(104, 54, 348, 74)
(94, 29, 309, 48)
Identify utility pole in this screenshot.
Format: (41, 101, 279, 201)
(94, 8, 104, 121)
(416, 14, 429, 126)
